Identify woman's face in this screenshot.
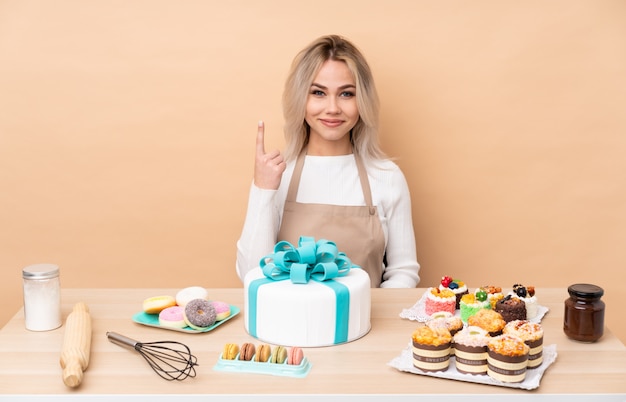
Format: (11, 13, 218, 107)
(305, 59, 359, 155)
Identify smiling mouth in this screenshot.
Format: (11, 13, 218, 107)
(320, 119, 344, 127)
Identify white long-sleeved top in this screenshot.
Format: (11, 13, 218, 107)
(236, 154, 420, 288)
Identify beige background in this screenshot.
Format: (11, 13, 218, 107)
(1, 1, 625, 342)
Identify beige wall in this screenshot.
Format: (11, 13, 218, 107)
(1, 1, 625, 342)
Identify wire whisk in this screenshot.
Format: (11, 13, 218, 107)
(106, 331, 198, 381)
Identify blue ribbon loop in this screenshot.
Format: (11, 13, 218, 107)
(259, 236, 358, 284)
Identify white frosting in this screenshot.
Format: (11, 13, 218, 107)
(244, 267, 371, 347)
(439, 283, 468, 294)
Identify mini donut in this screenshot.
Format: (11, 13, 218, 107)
(158, 306, 186, 329)
(183, 298, 216, 330)
(143, 295, 176, 314)
(211, 301, 231, 321)
(176, 286, 209, 307)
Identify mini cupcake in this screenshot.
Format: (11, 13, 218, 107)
(412, 326, 453, 372)
(439, 276, 468, 309)
(453, 326, 491, 375)
(426, 311, 464, 337)
(503, 320, 544, 369)
(487, 334, 530, 383)
(426, 312, 463, 356)
(424, 287, 456, 316)
(482, 285, 504, 309)
(459, 289, 491, 324)
(495, 294, 527, 322)
(510, 284, 538, 320)
(467, 308, 506, 336)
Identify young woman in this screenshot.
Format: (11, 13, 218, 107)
(236, 35, 420, 288)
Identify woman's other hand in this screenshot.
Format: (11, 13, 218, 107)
(254, 121, 286, 189)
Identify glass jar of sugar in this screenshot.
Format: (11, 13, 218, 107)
(22, 263, 62, 331)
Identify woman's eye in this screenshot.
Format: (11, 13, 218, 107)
(311, 89, 325, 96)
(340, 91, 355, 98)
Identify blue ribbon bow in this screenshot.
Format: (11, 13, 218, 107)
(259, 236, 358, 284)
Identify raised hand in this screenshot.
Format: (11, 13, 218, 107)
(254, 121, 286, 190)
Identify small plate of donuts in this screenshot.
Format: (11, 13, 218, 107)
(132, 287, 240, 333)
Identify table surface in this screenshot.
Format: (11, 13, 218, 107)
(0, 288, 625, 399)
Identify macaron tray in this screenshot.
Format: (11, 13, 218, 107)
(132, 305, 240, 333)
(213, 352, 312, 378)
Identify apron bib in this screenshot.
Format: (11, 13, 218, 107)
(278, 150, 386, 287)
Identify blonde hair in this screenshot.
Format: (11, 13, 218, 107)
(282, 35, 387, 162)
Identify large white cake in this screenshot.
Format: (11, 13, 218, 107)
(244, 265, 371, 347)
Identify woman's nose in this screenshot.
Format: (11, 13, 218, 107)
(326, 97, 341, 114)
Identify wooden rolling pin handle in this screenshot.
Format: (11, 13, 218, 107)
(60, 302, 92, 388)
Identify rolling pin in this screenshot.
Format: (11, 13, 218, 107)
(59, 302, 92, 387)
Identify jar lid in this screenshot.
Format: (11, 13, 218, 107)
(568, 283, 604, 298)
(22, 263, 59, 280)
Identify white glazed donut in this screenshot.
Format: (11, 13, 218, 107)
(175, 286, 209, 307)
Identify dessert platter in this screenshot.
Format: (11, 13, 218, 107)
(392, 277, 557, 390)
(388, 343, 557, 390)
(132, 286, 239, 333)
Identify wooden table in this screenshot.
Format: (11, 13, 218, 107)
(0, 288, 625, 401)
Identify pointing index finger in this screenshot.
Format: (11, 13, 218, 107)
(256, 120, 265, 155)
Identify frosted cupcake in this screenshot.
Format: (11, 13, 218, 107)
(453, 326, 491, 375)
(510, 284, 538, 320)
(482, 285, 504, 309)
(459, 289, 491, 323)
(503, 320, 544, 369)
(412, 326, 453, 372)
(424, 287, 456, 316)
(439, 276, 468, 309)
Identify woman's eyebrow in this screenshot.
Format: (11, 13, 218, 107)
(310, 83, 356, 90)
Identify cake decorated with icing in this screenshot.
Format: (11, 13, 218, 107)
(482, 285, 504, 309)
(243, 237, 371, 347)
(459, 288, 491, 323)
(424, 287, 456, 315)
(495, 294, 527, 322)
(503, 319, 544, 369)
(439, 276, 468, 309)
(510, 284, 538, 319)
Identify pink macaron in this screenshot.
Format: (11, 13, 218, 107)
(287, 346, 304, 365)
(158, 306, 186, 329)
(211, 301, 231, 321)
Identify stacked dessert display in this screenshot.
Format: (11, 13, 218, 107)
(410, 277, 547, 384)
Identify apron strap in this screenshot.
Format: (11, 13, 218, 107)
(286, 149, 376, 215)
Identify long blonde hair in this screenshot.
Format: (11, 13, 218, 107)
(282, 35, 387, 162)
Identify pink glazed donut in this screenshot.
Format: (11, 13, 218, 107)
(211, 301, 231, 321)
(158, 306, 186, 329)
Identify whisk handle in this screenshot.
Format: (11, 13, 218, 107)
(106, 331, 141, 351)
